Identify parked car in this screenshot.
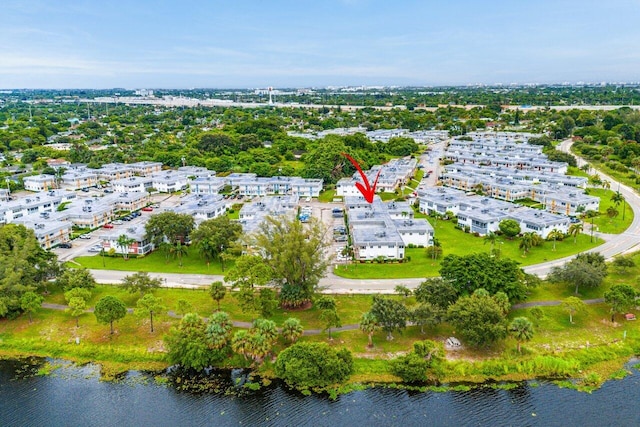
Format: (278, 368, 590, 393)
(142, 207, 153, 212)
(113, 220, 123, 225)
(79, 234, 92, 239)
(151, 204, 160, 208)
(103, 224, 114, 229)
(88, 247, 102, 253)
(58, 243, 72, 248)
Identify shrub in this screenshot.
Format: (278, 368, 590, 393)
(389, 353, 429, 383)
(274, 342, 353, 389)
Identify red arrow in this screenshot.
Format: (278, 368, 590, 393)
(342, 153, 381, 203)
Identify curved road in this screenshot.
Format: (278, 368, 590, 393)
(87, 140, 640, 293)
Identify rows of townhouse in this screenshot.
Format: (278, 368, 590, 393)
(23, 161, 324, 198)
(0, 190, 150, 249)
(337, 157, 418, 197)
(418, 187, 572, 238)
(440, 133, 599, 216)
(345, 196, 433, 261)
(288, 128, 449, 144)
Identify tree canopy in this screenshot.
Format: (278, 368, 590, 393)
(447, 290, 508, 347)
(274, 342, 354, 389)
(439, 253, 528, 302)
(250, 215, 329, 308)
(94, 296, 127, 334)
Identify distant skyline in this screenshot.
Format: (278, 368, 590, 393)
(2, 0, 640, 89)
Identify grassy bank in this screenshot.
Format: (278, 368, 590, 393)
(2, 258, 640, 389)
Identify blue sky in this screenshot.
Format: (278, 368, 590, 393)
(2, 0, 640, 88)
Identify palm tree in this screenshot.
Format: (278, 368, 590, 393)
(509, 317, 534, 353)
(484, 232, 498, 255)
(611, 191, 626, 220)
(116, 234, 135, 260)
(580, 164, 590, 174)
(602, 179, 611, 190)
(519, 233, 534, 256)
(547, 229, 564, 251)
(359, 312, 379, 348)
(171, 240, 188, 267)
(606, 206, 619, 222)
(196, 237, 216, 269)
(568, 222, 583, 244)
(158, 241, 173, 263)
(281, 318, 304, 344)
(247, 333, 271, 363)
(231, 330, 250, 360)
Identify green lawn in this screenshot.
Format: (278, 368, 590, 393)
(72, 250, 232, 275)
(566, 166, 589, 178)
(319, 189, 338, 203)
(334, 217, 602, 279)
(587, 187, 634, 234)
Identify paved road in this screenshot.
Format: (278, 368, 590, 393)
(521, 139, 640, 277)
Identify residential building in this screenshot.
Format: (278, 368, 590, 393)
(112, 176, 154, 193)
(101, 224, 154, 256)
(23, 175, 56, 192)
(13, 218, 72, 249)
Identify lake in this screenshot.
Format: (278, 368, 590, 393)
(1, 359, 639, 426)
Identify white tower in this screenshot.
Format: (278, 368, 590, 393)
(268, 87, 273, 105)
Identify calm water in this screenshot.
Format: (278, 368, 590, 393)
(1, 359, 639, 427)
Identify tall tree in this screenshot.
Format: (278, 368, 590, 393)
(509, 317, 534, 353)
(66, 297, 86, 328)
(121, 271, 162, 296)
(561, 296, 587, 324)
(144, 212, 195, 247)
(191, 217, 242, 269)
(55, 268, 97, 291)
(19, 291, 43, 323)
(612, 255, 635, 273)
(447, 290, 508, 348)
(134, 293, 165, 333)
(611, 191, 626, 220)
(568, 222, 583, 244)
(546, 229, 564, 251)
(411, 303, 440, 334)
(224, 255, 273, 316)
(498, 219, 521, 239)
(413, 278, 459, 314)
(94, 296, 127, 334)
(165, 313, 215, 370)
(250, 215, 329, 308)
(320, 308, 341, 340)
(359, 312, 379, 348)
(370, 295, 409, 340)
(439, 253, 528, 302)
(205, 311, 233, 350)
(548, 257, 607, 295)
(208, 281, 227, 311)
(604, 284, 637, 323)
(116, 234, 136, 260)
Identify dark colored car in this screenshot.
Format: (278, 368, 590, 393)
(58, 243, 72, 248)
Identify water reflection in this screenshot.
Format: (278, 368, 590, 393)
(0, 360, 639, 427)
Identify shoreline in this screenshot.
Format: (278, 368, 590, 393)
(2, 334, 637, 394)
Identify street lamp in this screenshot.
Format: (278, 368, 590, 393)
(5, 178, 10, 195)
(219, 244, 225, 272)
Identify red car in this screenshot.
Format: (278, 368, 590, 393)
(103, 223, 114, 229)
(142, 207, 153, 212)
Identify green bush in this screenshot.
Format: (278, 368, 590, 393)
(274, 342, 353, 389)
(389, 353, 429, 383)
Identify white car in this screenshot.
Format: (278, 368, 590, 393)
(79, 234, 92, 239)
(113, 220, 123, 225)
